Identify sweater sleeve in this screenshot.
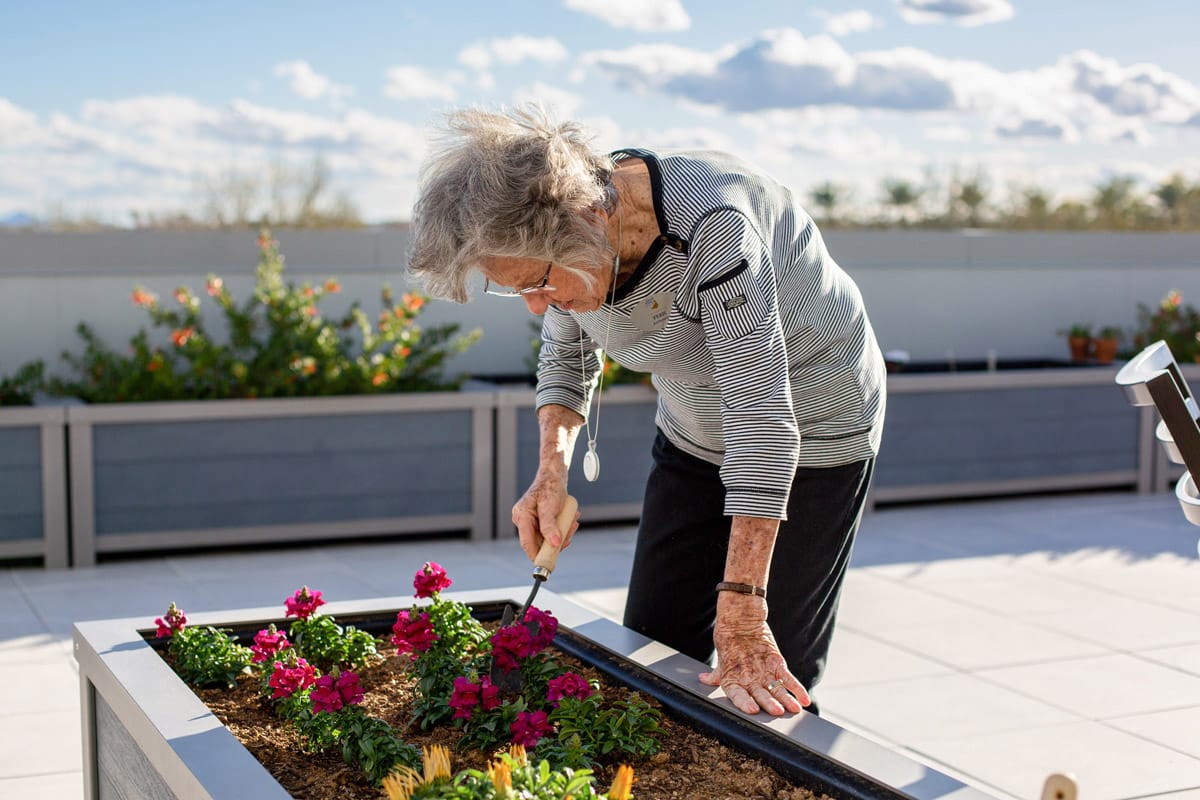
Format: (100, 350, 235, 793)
(692, 210, 800, 519)
(533, 307, 602, 418)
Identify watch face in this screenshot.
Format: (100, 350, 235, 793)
(583, 448, 600, 482)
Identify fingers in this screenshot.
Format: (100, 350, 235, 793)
(698, 666, 810, 716)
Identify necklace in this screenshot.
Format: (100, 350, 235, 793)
(579, 204, 622, 482)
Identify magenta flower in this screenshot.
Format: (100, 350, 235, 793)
(391, 610, 438, 658)
(448, 675, 501, 721)
(153, 602, 187, 638)
(268, 658, 316, 699)
(250, 625, 291, 663)
(510, 710, 553, 748)
(547, 672, 593, 707)
(311, 670, 364, 714)
(284, 586, 325, 620)
(489, 624, 534, 672)
(524, 607, 559, 651)
(413, 562, 452, 599)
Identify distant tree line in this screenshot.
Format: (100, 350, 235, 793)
(809, 171, 1200, 232)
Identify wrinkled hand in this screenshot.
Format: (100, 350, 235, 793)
(512, 472, 580, 561)
(698, 595, 810, 715)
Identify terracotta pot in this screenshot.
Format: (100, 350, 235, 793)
(1068, 336, 1092, 362)
(1092, 337, 1119, 365)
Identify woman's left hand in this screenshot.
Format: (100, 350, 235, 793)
(698, 594, 810, 715)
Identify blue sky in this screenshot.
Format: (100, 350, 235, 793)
(3, 0, 1200, 223)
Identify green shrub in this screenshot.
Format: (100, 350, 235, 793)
(54, 229, 479, 403)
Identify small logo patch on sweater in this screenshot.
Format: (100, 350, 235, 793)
(723, 294, 747, 310)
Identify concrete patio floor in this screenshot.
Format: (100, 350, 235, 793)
(2, 489, 1198, 800)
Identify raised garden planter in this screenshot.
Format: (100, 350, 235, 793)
(65, 392, 495, 566)
(0, 405, 68, 567)
(874, 366, 1152, 507)
(73, 588, 996, 800)
(494, 385, 657, 534)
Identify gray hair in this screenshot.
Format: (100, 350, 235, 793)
(408, 106, 617, 303)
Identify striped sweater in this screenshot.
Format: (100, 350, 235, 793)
(535, 148, 886, 519)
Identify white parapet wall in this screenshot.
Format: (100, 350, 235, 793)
(1, 228, 1198, 379)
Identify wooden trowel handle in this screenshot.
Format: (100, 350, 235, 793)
(533, 495, 579, 578)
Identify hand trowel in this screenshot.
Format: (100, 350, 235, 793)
(491, 494, 578, 691)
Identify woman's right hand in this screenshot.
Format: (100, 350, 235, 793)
(513, 472, 579, 562)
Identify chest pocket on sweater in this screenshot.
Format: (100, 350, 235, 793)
(697, 260, 768, 342)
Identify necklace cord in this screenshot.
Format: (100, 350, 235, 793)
(579, 203, 622, 455)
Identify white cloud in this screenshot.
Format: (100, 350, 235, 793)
(0, 97, 40, 147)
(460, 36, 569, 69)
(273, 60, 353, 103)
(822, 10, 883, 37)
(924, 123, 972, 142)
(586, 31, 957, 112)
(383, 66, 458, 101)
(896, 0, 1014, 27)
(513, 83, 583, 119)
(1063, 50, 1200, 123)
(563, 0, 690, 32)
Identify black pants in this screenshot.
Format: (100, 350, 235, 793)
(623, 430, 873, 714)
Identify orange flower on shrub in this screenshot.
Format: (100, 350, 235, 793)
(131, 288, 156, 308)
(324, 279, 341, 294)
(206, 277, 223, 296)
(171, 328, 194, 347)
(402, 292, 425, 313)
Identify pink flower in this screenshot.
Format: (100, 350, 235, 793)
(153, 603, 187, 638)
(413, 562, 452, 598)
(489, 624, 534, 672)
(250, 626, 291, 663)
(311, 670, 364, 714)
(510, 710, 553, 748)
(547, 672, 593, 707)
(206, 277, 223, 296)
(523, 607, 558, 652)
(268, 658, 316, 699)
(284, 586, 325, 620)
(391, 610, 438, 658)
(448, 676, 501, 721)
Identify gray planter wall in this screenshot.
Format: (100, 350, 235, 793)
(0, 406, 68, 567)
(67, 393, 494, 566)
(873, 368, 1151, 505)
(495, 385, 658, 535)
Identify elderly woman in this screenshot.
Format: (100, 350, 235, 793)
(409, 107, 885, 717)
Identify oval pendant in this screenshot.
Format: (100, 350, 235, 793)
(582, 448, 600, 482)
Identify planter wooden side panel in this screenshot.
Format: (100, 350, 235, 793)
(68, 394, 494, 566)
(0, 407, 68, 567)
(874, 370, 1141, 505)
(495, 386, 657, 534)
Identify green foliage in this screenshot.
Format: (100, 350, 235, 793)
(0, 360, 45, 406)
(338, 709, 423, 785)
(1060, 323, 1092, 339)
(395, 753, 605, 800)
(53, 229, 480, 403)
(289, 614, 379, 672)
(456, 696, 525, 753)
(542, 693, 661, 769)
(168, 627, 253, 688)
(409, 600, 491, 729)
(1133, 289, 1200, 363)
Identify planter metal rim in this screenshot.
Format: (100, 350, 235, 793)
(75, 587, 996, 800)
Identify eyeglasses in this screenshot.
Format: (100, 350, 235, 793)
(483, 261, 554, 297)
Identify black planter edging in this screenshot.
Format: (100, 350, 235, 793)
(553, 630, 909, 800)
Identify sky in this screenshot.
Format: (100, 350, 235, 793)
(3, 0, 1200, 225)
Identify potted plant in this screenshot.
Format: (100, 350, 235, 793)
(1059, 323, 1093, 362)
(1133, 289, 1200, 364)
(53, 230, 492, 566)
(1092, 326, 1123, 365)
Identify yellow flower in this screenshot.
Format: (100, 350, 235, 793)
(607, 765, 635, 800)
(488, 759, 512, 793)
(381, 745, 453, 800)
(507, 744, 528, 766)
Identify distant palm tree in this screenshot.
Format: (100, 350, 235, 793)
(1154, 173, 1189, 229)
(952, 171, 989, 228)
(881, 179, 924, 225)
(1092, 176, 1138, 230)
(809, 181, 846, 226)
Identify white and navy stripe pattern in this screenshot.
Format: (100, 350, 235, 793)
(536, 148, 886, 519)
